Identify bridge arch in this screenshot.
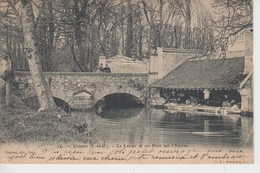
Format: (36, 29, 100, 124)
(23, 89, 73, 112)
(23, 89, 72, 104)
(23, 96, 71, 113)
(94, 87, 143, 105)
(51, 89, 73, 105)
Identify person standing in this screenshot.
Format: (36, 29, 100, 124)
(203, 89, 210, 99)
(98, 63, 104, 72)
(103, 64, 111, 73)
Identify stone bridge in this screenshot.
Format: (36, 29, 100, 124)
(14, 71, 148, 110)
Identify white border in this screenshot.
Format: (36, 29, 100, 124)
(0, 0, 259, 172)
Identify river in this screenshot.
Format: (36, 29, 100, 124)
(72, 108, 253, 149)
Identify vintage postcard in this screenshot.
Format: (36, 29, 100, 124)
(0, 0, 253, 164)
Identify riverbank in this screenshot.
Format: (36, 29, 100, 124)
(0, 96, 98, 146)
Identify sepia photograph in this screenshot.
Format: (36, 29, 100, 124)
(0, 0, 254, 164)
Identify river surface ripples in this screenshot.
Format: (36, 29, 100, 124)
(72, 108, 253, 149)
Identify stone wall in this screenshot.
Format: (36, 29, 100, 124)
(160, 48, 202, 78)
(14, 71, 148, 109)
(244, 28, 253, 74)
(108, 61, 148, 73)
(148, 48, 203, 82)
(228, 33, 245, 52)
(239, 74, 253, 113)
(104, 55, 148, 73)
(146, 88, 166, 106)
(238, 28, 253, 113)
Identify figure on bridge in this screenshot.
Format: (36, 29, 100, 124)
(103, 64, 111, 73)
(98, 63, 104, 72)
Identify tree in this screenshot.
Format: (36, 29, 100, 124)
(0, 0, 28, 71)
(3, 0, 237, 76)
(73, 0, 88, 71)
(34, 0, 56, 71)
(20, 0, 56, 110)
(184, 0, 191, 49)
(125, 0, 133, 57)
(211, 0, 253, 52)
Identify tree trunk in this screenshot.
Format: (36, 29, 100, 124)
(138, 26, 143, 59)
(87, 22, 95, 72)
(11, 41, 18, 70)
(120, 26, 125, 55)
(74, 0, 88, 71)
(48, 0, 55, 71)
(18, 43, 22, 70)
(20, 0, 56, 110)
(126, 0, 133, 57)
(0, 70, 12, 106)
(184, 0, 191, 49)
(158, 0, 163, 47)
(0, 84, 4, 104)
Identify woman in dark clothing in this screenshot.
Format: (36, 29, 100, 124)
(103, 64, 111, 73)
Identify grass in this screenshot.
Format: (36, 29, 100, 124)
(0, 95, 99, 146)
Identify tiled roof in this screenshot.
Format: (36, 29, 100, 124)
(150, 57, 246, 89)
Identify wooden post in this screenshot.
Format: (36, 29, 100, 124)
(0, 70, 13, 107)
(6, 78, 12, 107)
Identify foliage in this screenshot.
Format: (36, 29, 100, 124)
(0, 0, 252, 72)
(211, 0, 253, 52)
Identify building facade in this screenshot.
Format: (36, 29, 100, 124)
(148, 28, 253, 114)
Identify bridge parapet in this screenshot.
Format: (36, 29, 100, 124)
(14, 71, 148, 109)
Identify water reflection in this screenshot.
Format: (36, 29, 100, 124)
(97, 108, 142, 119)
(72, 108, 253, 149)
